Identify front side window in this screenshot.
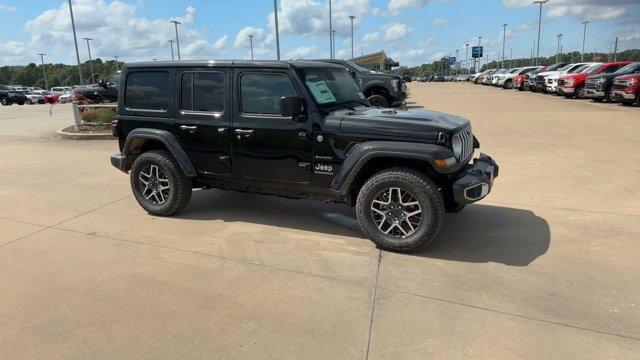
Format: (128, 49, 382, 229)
(614, 62, 640, 74)
(125, 71, 170, 111)
(240, 73, 297, 115)
(603, 65, 620, 73)
(181, 72, 224, 112)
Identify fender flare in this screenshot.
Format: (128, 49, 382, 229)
(122, 128, 197, 177)
(363, 82, 389, 96)
(330, 141, 456, 194)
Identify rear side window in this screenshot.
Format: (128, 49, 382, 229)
(240, 73, 297, 115)
(125, 71, 170, 111)
(603, 65, 620, 73)
(181, 72, 224, 112)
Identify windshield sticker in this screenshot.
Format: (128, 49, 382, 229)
(306, 80, 337, 104)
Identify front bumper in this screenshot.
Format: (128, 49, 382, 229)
(111, 153, 128, 173)
(612, 91, 636, 101)
(452, 154, 498, 205)
(584, 88, 604, 98)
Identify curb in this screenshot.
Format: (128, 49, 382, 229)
(56, 127, 116, 140)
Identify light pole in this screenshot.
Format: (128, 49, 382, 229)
(349, 15, 355, 59)
(332, 30, 336, 59)
(510, 48, 513, 67)
(37, 53, 48, 90)
(273, 0, 281, 60)
(614, 36, 618, 61)
(329, 0, 333, 58)
(83, 37, 95, 83)
(476, 36, 482, 72)
(455, 49, 459, 75)
(113, 56, 119, 71)
(465, 43, 469, 75)
(501, 23, 507, 69)
(68, 0, 83, 85)
(581, 20, 589, 61)
(169, 40, 175, 61)
(171, 20, 181, 60)
(533, 0, 548, 65)
(248, 34, 254, 60)
(556, 33, 562, 63)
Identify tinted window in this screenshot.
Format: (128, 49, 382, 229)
(615, 62, 640, 74)
(603, 65, 620, 73)
(181, 72, 224, 112)
(125, 71, 170, 111)
(240, 73, 297, 115)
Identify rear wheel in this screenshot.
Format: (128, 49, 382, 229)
(0, 98, 8, 106)
(503, 80, 513, 89)
(574, 86, 585, 99)
(356, 168, 445, 253)
(130, 150, 192, 216)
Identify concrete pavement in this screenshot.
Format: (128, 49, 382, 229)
(0, 85, 638, 359)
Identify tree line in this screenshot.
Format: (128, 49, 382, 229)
(0, 59, 123, 88)
(395, 48, 640, 76)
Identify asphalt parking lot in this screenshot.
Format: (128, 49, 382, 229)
(1, 84, 639, 359)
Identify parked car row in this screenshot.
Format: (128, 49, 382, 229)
(0, 84, 77, 106)
(471, 61, 640, 106)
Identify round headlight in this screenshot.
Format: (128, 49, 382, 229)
(452, 136, 463, 159)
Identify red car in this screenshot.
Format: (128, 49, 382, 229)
(611, 73, 640, 106)
(36, 90, 61, 104)
(558, 62, 631, 99)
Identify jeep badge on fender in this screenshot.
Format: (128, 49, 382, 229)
(110, 60, 498, 253)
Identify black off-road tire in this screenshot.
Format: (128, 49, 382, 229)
(367, 94, 390, 108)
(355, 168, 445, 253)
(130, 150, 192, 216)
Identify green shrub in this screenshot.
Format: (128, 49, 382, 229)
(81, 107, 116, 123)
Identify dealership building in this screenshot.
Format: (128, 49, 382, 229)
(351, 50, 399, 72)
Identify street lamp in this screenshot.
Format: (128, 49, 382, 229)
(556, 33, 562, 63)
(67, 0, 83, 85)
(329, 0, 333, 58)
(581, 20, 589, 61)
(332, 30, 336, 59)
(349, 15, 356, 59)
(248, 34, 254, 60)
(37, 53, 48, 90)
(83, 37, 95, 83)
(465, 43, 469, 75)
(533, 0, 548, 65)
(169, 40, 175, 61)
(170, 20, 181, 60)
(477, 36, 482, 71)
(273, 0, 281, 60)
(501, 23, 507, 69)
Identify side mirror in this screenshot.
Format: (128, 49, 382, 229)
(98, 79, 107, 89)
(279, 96, 306, 121)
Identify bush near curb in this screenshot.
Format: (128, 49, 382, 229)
(80, 107, 116, 123)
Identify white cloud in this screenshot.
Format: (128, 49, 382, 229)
(213, 35, 228, 50)
(234, 27, 265, 48)
(285, 46, 316, 59)
(0, 3, 17, 12)
(432, 18, 447, 28)
(271, 0, 370, 38)
(381, 23, 411, 42)
(420, 36, 438, 47)
(362, 32, 381, 42)
(379, 0, 449, 15)
(506, 0, 632, 21)
(14, 1, 228, 64)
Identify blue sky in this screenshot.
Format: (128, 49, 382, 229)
(0, 0, 638, 67)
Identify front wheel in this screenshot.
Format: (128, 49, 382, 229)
(356, 168, 445, 253)
(367, 94, 390, 108)
(130, 150, 192, 216)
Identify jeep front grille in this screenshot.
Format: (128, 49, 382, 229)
(454, 128, 474, 162)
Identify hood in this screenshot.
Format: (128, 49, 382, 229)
(336, 107, 469, 141)
(361, 72, 401, 81)
(614, 74, 640, 81)
(538, 70, 561, 77)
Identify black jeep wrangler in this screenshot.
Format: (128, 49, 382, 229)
(315, 59, 406, 108)
(111, 60, 498, 252)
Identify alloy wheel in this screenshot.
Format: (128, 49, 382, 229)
(138, 164, 171, 205)
(370, 187, 422, 238)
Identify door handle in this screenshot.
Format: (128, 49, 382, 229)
(180, 125, 198, 133)
(298, 131, 310, 141)
(235, 129, 254, 139)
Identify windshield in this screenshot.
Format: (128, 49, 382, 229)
(583, 64, 602, 74)
(615, 62, 640, 74)
(568, 65, 587, 73)
(298, 67, 367, 111)
(346, 61, 373, 73)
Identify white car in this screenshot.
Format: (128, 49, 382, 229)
(50, 86, 71, 94)
(25, 93, 45, 104)
(496, 66, 543, 89)
(544, 62, 599, 93)
(58, 92, 73, 103)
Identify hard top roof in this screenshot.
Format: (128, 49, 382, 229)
(124, 60, 344, 70)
